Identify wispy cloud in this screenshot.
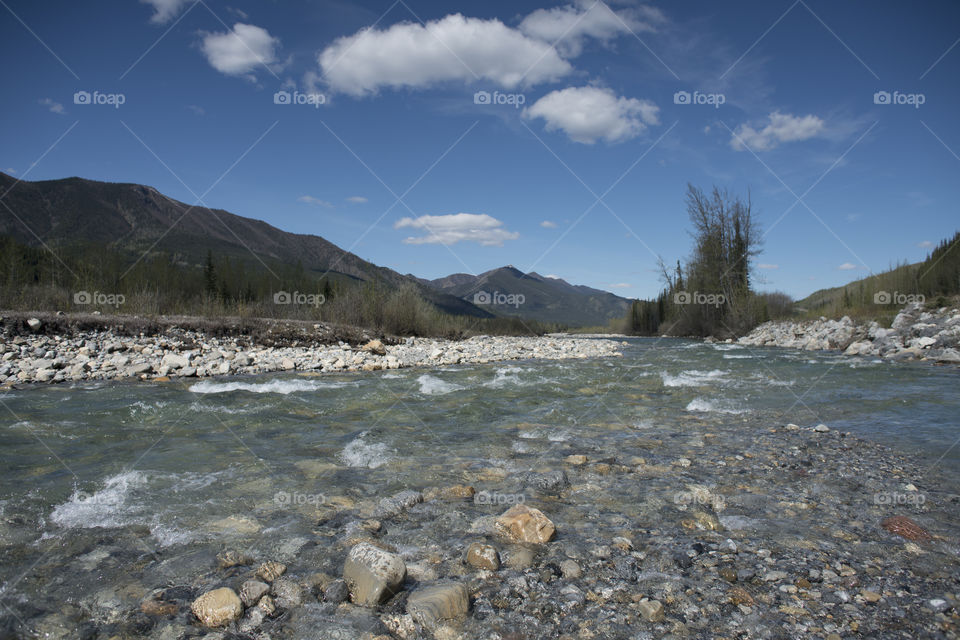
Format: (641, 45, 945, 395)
(140, 0, 191, 24)
(39, 98, 65, 114)
(346, 196, 368, 204)
(297, 195, 333, 207)
(394, 213, 519, 246)
(757, 263, 779, 269)
(540, 220, 557, 228)
(837, 262, 860, 270)
(916, 240, 934, 248)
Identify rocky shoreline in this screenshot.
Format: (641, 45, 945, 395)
(736, 303, 960, 363)
(0, 316, 623, 385)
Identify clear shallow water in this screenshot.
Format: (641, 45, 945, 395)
(1, 337, 959, 634)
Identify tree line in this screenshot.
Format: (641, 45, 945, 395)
(0, 235, 560, 337)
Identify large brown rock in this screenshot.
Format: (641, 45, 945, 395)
(343, 542, 406, 606)
(190, 587, 243, 627)
(494, 505, 555, 543)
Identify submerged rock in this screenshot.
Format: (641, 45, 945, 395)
(407, 582, 470, 627)
(881, 516, 932, 541)
(494, 505, 556, 543)
(239, 580, 270, 607)
(465, 543, 500, 571)
(190, 587, 243, 627)
(343, 542, 406, 606)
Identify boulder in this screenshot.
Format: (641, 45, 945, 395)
(494, 505, 555, 543)
(362, 339, 387, 356)
(190, 587, 243, 627)
(343, 542, 406, 606)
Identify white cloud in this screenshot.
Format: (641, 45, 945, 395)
(318, 14, 572, 96)
(186, 104, 205, 116)
(917, 240, 933, 248)
(545, 274, 561, 279)
(39, 98, 64, 114)
(4, 168, 16, 175)
(346, 196, 368, 204)
(607, 282, 632, 289)
(524, 86, 659, 144)
(758, 263, 779, 269)
(394, 213, 519, 246)
(519, 0, 663, 57)
(298, 195, 333, 208)
(201, 23, 281, 78)
(141, 0, 191, 24)
(540, 220, 557, 228)
(837, 262, 859, 270)
(731, 112, 825, 151)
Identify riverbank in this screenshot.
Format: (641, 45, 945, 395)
(736, 303, 960, 363)
(0, 312, 622, 385)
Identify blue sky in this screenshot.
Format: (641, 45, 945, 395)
(1, 0, 958, 300)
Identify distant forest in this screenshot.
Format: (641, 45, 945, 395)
(0, 236, 559, 337)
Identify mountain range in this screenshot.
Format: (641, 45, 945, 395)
(0, 172, 631, 326)
(420, 266, 631, 326)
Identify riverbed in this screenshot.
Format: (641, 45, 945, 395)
(1, 338, 958, 638)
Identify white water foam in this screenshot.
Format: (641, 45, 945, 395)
(722, 354, 754, 359)
(50, 471, 148, 530)
(685, 397, 748, 414)
(50, 470, 227, 546)
(189, 379, 349, 395)
(340, 431, 392, 469)
(712, 343, 743, 351)
(417, 374, 461, 395)
(485, 366, 524, 388)
(661, 369, 728, 387)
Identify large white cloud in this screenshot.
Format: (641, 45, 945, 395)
(524, 86, 659, 144)
(730, 112, 825, 152)
(141, 0, 191, 24)
(200, 23, 280, 77)
(318, 14, 572, 96)
(394, 213, 519, 246)
(519, 0, 664, 57)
